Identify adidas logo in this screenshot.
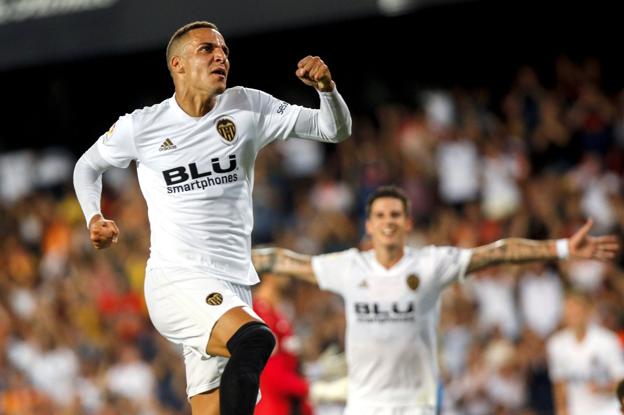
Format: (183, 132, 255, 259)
(159, 138, 177, 151)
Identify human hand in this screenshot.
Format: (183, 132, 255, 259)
(569, 218, 619, 260)
(296, 56, 334, 92)
(88, 214, 120, 249)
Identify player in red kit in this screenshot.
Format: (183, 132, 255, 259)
(253, 273, 312, 415)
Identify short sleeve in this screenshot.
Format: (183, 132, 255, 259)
(246, 88, 302, 148)
(96, 115, 137, 168)
(427, 246, 472, 288)
(311, 249, 356, 295)
(545, 336, 564, 381)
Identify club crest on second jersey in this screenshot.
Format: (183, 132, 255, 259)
(406, 274, 420, 291)
(216, 117, 237, 144)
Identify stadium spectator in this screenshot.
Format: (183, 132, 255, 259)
(518, 264, 564, 339)
(547, 291, 624, 415)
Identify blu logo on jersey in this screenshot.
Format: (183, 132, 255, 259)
(163, 155, 237, 185)
(354, 301, 417, 323)
(355, 302, 415, 315)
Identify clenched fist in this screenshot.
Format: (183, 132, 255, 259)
(89, 214, 120, 249)
(296, 56, 335, 92)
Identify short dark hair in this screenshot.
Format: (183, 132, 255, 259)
(166, 21, 219, 71)
(617, 378, 624, 402)
(365, 185, 411, 218)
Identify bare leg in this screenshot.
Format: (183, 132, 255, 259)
(190, 388, 220, 415)
(206, 306, 260, 357)
(190, 306, 269, 415)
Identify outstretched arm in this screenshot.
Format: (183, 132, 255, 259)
(252, 247, 318, 285)
(467, 219, 619, 273)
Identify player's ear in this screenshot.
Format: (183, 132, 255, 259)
(170, 55, 185, 74)
(365, 218, 373, 237)
(405, 217, 413, 232)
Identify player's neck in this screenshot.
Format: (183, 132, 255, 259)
(174, 89, 218, 117)
(573, 325, 588, 342)
(374, 245, 404, 269)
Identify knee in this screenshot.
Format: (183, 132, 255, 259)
(226, 321, 276, 363)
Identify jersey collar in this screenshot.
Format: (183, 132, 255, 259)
(365, 247, 413, 275)
(169, 93, 222, 122)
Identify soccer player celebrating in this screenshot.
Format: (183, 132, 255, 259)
(73, 21, 351, 415)
(252, 185, 620, 415)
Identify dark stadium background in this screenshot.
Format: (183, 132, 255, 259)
(1, 0, 622, 154)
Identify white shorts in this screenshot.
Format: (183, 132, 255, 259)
(144, 266, 261, 398)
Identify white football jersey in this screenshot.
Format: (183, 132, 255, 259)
(97, 87, 301, 285)
(546, 325, 624, 415)
(311, 246, 472, 411)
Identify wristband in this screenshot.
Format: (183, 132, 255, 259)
(556, 239, 569, 259)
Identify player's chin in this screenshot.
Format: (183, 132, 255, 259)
(377, 236, 401, 248)
(214, 82, 227, 94)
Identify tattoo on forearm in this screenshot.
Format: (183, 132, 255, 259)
(274, 250, 313, 275)
(468, 238, 556, 273)
(252, 248, 314, 280)
(251, 248, 276, 273)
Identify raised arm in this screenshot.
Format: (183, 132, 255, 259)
(289, 55, 352, 143)
(252, 247, 317, 285)
(467, 219, 619, 273)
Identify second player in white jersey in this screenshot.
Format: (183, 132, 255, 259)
(252, 185, 619, 415)
(313, 246, 471, 411)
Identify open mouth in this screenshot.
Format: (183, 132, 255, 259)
(211, 68, 227, 77)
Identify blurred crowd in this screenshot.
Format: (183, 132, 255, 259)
(0, 55, 623, 414)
